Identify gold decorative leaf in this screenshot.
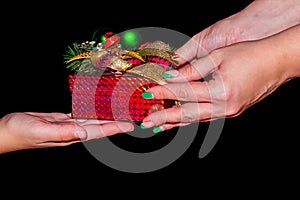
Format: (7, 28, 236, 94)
(126, 63, 167, 85)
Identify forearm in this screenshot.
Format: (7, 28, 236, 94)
(262, 24, 300, 80)
(227, 0, 300, 41)
(191, 0, 300, 58)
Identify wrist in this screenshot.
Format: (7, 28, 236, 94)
(0, 114, 17, 154)
(263, 25, 300, 81)
(0, 116, 9, 154)
(279, 27, 300, 79)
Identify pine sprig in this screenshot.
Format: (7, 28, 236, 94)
(63, 42, 82, 62)
(63, 42, 102, 74)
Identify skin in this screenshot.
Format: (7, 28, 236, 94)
(1, 0, 300, 152)
(182, 0, 300, 59)
(0, 112, 134, 154)
(141, 24, 300, 131)
(140, 0, 300, 131)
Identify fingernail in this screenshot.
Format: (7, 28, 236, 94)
(141, 121, 154, 129)
(153, 126, 163, 134)
(74, 127, 87, 140)
(142, 92, 154, 99)
(162, 72, 174, 78)
(140, 124, 147, 129)
(162, 70, 179, 78)
(118, 123, 134, 132)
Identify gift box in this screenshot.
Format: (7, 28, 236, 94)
(64, 33, 180, 122)
(69, 72, 177, 122)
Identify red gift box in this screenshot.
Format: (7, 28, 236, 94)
(69, 72, 177, 122)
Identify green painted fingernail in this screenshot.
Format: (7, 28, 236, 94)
(162, 72, 174, 78)
(142, 92, 154, 99)
(140, 124, 147, 129)
(153, 127, 163, 134)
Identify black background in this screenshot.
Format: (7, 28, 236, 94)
(0, 0, 299, 194)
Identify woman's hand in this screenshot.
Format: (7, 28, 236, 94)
(0, 112, 134, 154)
(141, 25, 300, 132)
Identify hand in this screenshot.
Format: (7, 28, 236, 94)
(179, 0, 300, 60)
(0, 112, 134, 154)
(140, 25, 300, 131)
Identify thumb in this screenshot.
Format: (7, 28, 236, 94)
(163, 54, 217, 82)
(174, 33, 209, 65)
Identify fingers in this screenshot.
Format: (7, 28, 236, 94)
(81, 121, 134, 140)
(144, 81, 212, 102)
(174, 32, 211, 64)
(35, 122, 88, 143)
(142, 102, 214, 128)
(159, 122, 192, 131)
(174, 35, 202, 65)
(25, 112, 72, 122)
(164, 55, 217, 82)
(74, 119, 115, 125)
(36, 120, 134, 145)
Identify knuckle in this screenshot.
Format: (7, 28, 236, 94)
(151, 111, 167, 125)
(226, 104, 242, 117)
(214, 83, 234, 102)
(181, 109, 197, 123)
(220, 88, 231, 102)
(181, 63, 196, 77)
